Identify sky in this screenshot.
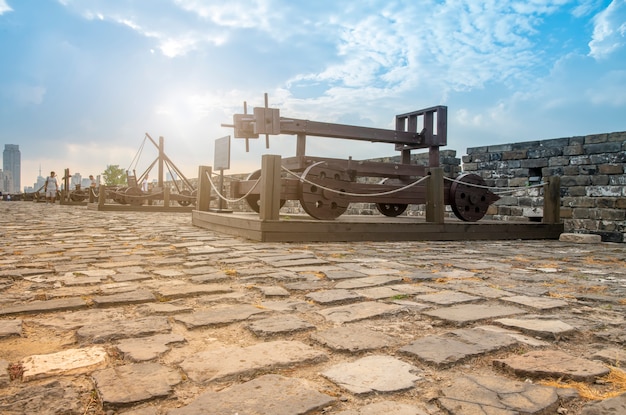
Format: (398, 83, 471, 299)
(1, 0, 625, 190)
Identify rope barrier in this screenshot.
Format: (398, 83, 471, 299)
(205, 170, 261, 203)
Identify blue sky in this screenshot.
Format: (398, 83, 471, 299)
(1, 0, 625, 189)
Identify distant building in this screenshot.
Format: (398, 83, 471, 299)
(3, 144, 20, 193)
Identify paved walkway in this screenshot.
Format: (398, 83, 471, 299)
(0, 201, 625, 415)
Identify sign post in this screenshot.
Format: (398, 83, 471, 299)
(213, 135, 232, 213)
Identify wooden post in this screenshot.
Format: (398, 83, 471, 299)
(543, 175, 561, 224)
(197, 165, 212, 212)
(98, 185, 106, 208)
(164, 186, 170, 207)
(426, 167, 445, 224)
(259, 154, 281, 221)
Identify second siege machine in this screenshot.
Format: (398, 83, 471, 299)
(222, 95, 499, 221)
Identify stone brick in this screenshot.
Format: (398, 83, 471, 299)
(562, 197, 595, 208)
(560, 207, 573, 218)
(507, 160, 522, 168)
(462, 155, 472, 163)
(498, 196, 519, 205)
(598, 164, 624, 174)
(563, 144, 584, 156)
(511, 141, 539, 150)
(600, 209, 626, 221)
(467, 146, 488, 155)
(595, 198, 617, 209)
(568, 186, 587, 196)
(488, 144, 513, 152)
(542, 167, 563, 176)
(559, 233, 602, 243)
(585, 133, 608, 144)
(584, 142, 622, 155)
(541, 137, 570, 148)
(573, 208, 590, 219)
(568, 136, 585, 145)
(586, 186, 623, 197)
(607, 131, 626, 142)
(508, 178, 529, 187)
(498, 206, 512, 215)
(609, 175, 626, 186)
(463, 162, 478, 171)
(562, 166, 579, 175)
(501, 150, 527, 160)
(520, 158, 548, 168)
(527, 147, 563, 158)
(590, 175, 609, 186)
(548, 157, 569, 166)
(518, 197, 533, 207)
(560, 176, 591, 187)
(489, 152, 503, 161)
(570, 155, 591, 165)
(599, 221, 618, 231)
(616, 198, 626, 209)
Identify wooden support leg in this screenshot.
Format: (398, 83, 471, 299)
(260, 155, 282, 221)
(98, 186, 106, 208)
(426, 167, 445, 224)
(197, 165, 212, 212)
(543, 175, 561, 224)
(164, 186, 170, 207)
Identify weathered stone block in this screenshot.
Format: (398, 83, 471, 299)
(573, 208, 590, 219)
(584, 142, 622, 154)
(563, 144, 584, 156)
(616, 198, 626, 209)
(520, 158, 548, 168)
(584, 133, 608, 144)
(590, 175, 609, 186)
(467, 146, 488, 155)
(562, 197, 595, 208)
(542, 167, 564, 176)
(568, 186, 587, 196)
(541, 137, 570, 148)
(508, 177, 528, 187)
(570, 155, 591, 165)
(607, 131, 626, 142)
(528, 147, 562, 158)
(586, 186, 623, 197)
(568, 135, 585, 145)
(511, 140, 539, 150)
(548, 157, 569, 166)
(563, 165, 579, 175)
(601, 209, 626, 221)
(596, 197, 617, 208)
(609, 175, 626, 186)
(463, 162, 478, 171)
(488, 143, 512, 152)
(502, 150, 527, 160)
(560, 207, 573, 218)
(599, 164, 624, 174)
(560, 176, 591, 187)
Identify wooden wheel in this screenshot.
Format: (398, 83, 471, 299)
(244, 170, 286, 213)
(449, 173, 499, 222)
(125, 187, 145, 206)
(177, 189, 192, 206)
(375, 178, 408, 217)
(298, 164, 350, 220)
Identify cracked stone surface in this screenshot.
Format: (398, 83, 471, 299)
(0, 203, 624, 414)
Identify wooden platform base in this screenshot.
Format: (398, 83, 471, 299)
(192, 211, 564, 242)
(88, 203, 194, 213)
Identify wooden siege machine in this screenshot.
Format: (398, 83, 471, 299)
(222, 95, 499, 221)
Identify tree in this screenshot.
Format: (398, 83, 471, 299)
(102, 165, 127, 186)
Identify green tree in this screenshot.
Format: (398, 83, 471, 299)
(102, 165, 127, 186)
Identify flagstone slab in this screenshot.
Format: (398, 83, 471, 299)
(0, 297, 87, 316)
(501, 295, 569, 310)
(476, 325, 550, 347)
(0, 379, 84, 414)
(140, 303, 194, 315)
(174, 305, 269, 329)
(0, 319, 22, 338)
(153, 283, 232, 299)
(494, 350, 610, 382)
(494, 317, 576, 339)
(335, 275, 404, 289)
(424, 303, 525, 325)
(21, 346, 108, 381)
(92, 289, 156, 307)
(186, 246, 231, 255)
(306, 289, 364, 305)
(321, 355, 422, 394)
(179, 340, 328, 383)
(324, 269, 368, 280)
(438, 374, 560, 414)
(311, 325, 398, 352)
(459, 285, 514, 299)
(581, 393, 626, 415)
(318, 302, 404, 323)
(333, 401, 430, 415)
(414, 290, 482, 305)
(591, 347, 626, 366)
(247, 315, 316, 336)
(92, 363, 182, 408)
(166, 374, 335, 415)
(115, 333, 186, 361)
(257, 285, 290, 297)
(76, 316, 171, 343)
(400, 328, 518, 367)
(356, 284, 434, 300)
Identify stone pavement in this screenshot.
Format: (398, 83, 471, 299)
(0, 202, 625, 415)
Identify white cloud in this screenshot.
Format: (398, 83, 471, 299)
(589, 0, 626, 59)
(0, 0, 12, 14)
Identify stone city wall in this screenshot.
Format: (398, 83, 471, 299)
(463, 131, 626, 243)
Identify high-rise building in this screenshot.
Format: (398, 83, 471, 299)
(3, 144, 20, 193)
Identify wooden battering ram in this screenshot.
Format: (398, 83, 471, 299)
(224, 96, 499, 221)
